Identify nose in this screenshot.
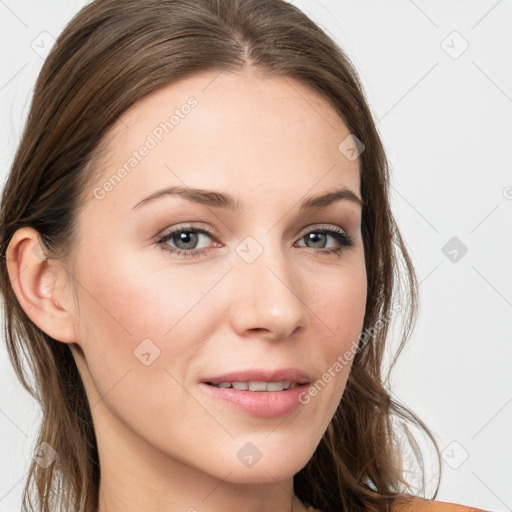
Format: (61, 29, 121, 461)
(228, 239, 309, 341)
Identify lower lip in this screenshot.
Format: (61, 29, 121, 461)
(199, 382, 310, 418)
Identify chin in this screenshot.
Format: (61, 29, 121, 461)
(211, 438, 313, 484)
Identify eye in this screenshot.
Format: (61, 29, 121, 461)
(295, 224, 355, 257)
(157, 223, 355, 258)
(157, 223, 219, 259)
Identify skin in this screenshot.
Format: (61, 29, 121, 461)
(7, 68, 367, 512)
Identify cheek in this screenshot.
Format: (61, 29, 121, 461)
(72, 247, 225, 398)
(77, 244, 222, 343)
(310, 262, 367, 349)
(306, 262, 367, 404)
(71, 251, 225, 452)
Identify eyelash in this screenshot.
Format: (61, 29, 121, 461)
(157, 222, 355, 259)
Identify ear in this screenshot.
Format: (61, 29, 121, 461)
(5, 226, 78, 344)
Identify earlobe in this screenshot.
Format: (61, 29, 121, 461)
(5, 227, 78, 344)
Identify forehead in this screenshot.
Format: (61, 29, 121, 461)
(89, 69, 360, 212)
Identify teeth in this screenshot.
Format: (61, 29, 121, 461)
(211, 380, 297, 391)
(266, 381, 284, 391)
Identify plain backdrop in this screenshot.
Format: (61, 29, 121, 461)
(0, 1, 510, 511)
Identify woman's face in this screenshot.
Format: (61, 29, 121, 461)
(66, 69, 367, 486)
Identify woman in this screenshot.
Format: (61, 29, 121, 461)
(0, 1, 489, 511)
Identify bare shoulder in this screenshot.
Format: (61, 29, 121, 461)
(392, 496, 491, 512)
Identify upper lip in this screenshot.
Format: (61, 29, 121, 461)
(201, 367, 312, 385)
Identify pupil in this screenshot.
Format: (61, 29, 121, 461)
(175, 232, 198, 250)
(308, 233, 326, 248)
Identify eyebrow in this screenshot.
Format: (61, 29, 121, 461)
(131, 185, 364, 212)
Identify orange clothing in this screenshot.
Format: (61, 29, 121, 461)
(306, 496, 490, 512)
(393, 496, 490, 512)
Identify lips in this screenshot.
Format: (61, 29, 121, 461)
(201, 367, 312, 386)
(199, 381, 311, 417)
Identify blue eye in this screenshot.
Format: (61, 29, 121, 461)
(157, 223, 354, 259)
(295, 226, 355, 256)
(157, 223, 216, 259)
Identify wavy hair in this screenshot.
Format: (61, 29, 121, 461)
(0, 1, 441, 511)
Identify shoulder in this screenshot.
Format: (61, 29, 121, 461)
(391, 496, 491, 512)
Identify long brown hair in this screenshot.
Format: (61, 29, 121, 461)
(0, 1, 441, 511)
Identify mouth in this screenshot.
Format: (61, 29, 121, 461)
(200, 380, 311, 418)
(204, 380, 303, 391)
(200, 367, 312, 389)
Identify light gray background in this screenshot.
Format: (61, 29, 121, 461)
(0, 1, 510, 511)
